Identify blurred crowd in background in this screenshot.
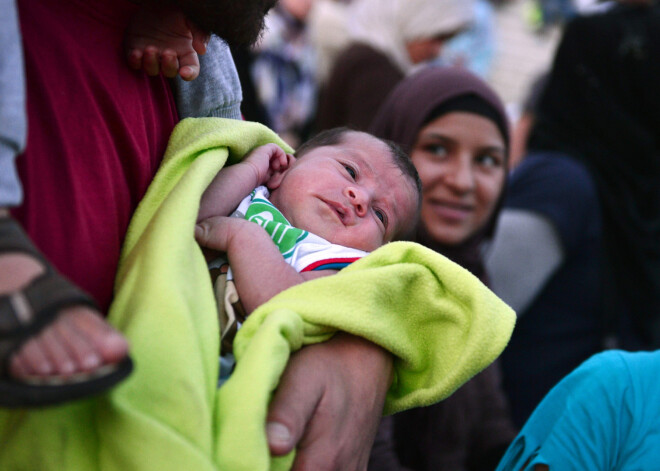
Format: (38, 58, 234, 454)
(5, 0, 660, 469)
(232, 0, 605, 149)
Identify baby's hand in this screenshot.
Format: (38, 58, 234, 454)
(124, 4, 209, 81)
(243, 144, 293, 186)
(196, 216, 252, 253)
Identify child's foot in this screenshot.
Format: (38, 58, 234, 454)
(1, 252, 129, 381)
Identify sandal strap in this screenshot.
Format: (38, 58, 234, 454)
(0, 216, 98, 372)
(0, 216, 46, 261)
(0, 272, 98, 338)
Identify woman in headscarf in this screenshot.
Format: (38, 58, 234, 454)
(315, 0, 474, 132)
(486, 2, 660, 428)
(368, 66, 517, 471)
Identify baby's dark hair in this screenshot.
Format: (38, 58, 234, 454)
(296, 128, 422, 240)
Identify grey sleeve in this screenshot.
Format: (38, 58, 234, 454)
(172, 36, 243, 120)
(485, 209, 564, 315)
(0, 0, 26, 207)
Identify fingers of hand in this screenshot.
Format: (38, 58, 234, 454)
(286, 154, 295, 167)
(188, 18, 210, 55)
(142, 46, 160, 76)
(268, 335, 392, 470)
(178, 50, 201, 81)
(266, 350, 325, 456)
(195, 217, 230, 250)
(269, 147, 289, 173)
(127, 49, 144, 70)
(160, 49, 180, 78)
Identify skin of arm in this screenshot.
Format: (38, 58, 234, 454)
(195, 216, 335, 314)
(197, 143, 291, 222)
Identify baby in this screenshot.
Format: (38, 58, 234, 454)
(195, 127, 421, 346)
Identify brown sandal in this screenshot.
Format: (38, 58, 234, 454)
(0, 217, 133, 408)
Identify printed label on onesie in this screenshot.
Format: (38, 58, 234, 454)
(244, 193, 308, 260)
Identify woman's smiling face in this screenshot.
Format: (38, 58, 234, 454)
(412, 111, 506, 246)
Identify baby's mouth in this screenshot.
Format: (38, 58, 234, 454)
(323, 199, 349, 225)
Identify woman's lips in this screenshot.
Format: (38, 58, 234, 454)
(427, 200, 473, 222)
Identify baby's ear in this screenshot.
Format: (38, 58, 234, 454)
(267, 154, 296, 190)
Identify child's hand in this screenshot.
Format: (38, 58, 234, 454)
(243, 144, 293, 187)
(196, 216, 241, 253)
(196, 216, 262, 254)
(124, 4, 209, 81)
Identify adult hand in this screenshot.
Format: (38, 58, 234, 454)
(266, 333, 393, 471)
(124, 4, 209, 81)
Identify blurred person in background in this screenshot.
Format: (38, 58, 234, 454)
(315, 0, 474, 132)
(233, 0, 319, 147)
(368, 66, 517, 471)
(486, 1, 660, 427)
(434, 0, 497, 79)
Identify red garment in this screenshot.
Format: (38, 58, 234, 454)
(14, 0, 178, 310)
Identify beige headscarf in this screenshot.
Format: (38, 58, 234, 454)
(348, 0, 474, 74)
(308, 0, 352, 84)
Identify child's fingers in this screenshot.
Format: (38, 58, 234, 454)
(189, 20, 210, 55)
(127, 49, 143, 70)
(276, 151, 289, 170)
(178, 50, 201, 81)
(160, 50, 180, 79)
(142, 46, 160, 76)
(268, 146, 288, 171)
(285, 153, 296, 167)
(195, 217, 230, 251)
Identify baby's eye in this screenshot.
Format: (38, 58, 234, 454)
(374, 209, 387, 227)
(344, 165, 357, 180)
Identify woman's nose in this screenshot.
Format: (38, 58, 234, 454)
(345, 186, 369, 217)
(445, 159, 475, 193)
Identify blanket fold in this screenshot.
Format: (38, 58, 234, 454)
(0, 118, 515, 471)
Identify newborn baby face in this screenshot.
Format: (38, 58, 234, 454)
(269, 132, 419, 252)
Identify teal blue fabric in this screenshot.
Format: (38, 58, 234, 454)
(497, 350, 660, 471)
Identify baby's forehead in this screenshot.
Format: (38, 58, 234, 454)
(335, 132, 397, 169)
(339, 131, 417, 198)
(338, 130, 387, 152)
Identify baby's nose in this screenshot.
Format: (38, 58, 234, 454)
(346, 186, 368, 217)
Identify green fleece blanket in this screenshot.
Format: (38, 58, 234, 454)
(0, 118, 515, 471)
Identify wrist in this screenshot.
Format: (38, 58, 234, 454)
(336, 333, 394, 387)
(242, 159, 266, 187)
(196, 216, 251, 252)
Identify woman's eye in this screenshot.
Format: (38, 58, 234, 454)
(344, 165, 357, 179)
(477, 154, 502, 168)
(426, 144, 448, 157)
